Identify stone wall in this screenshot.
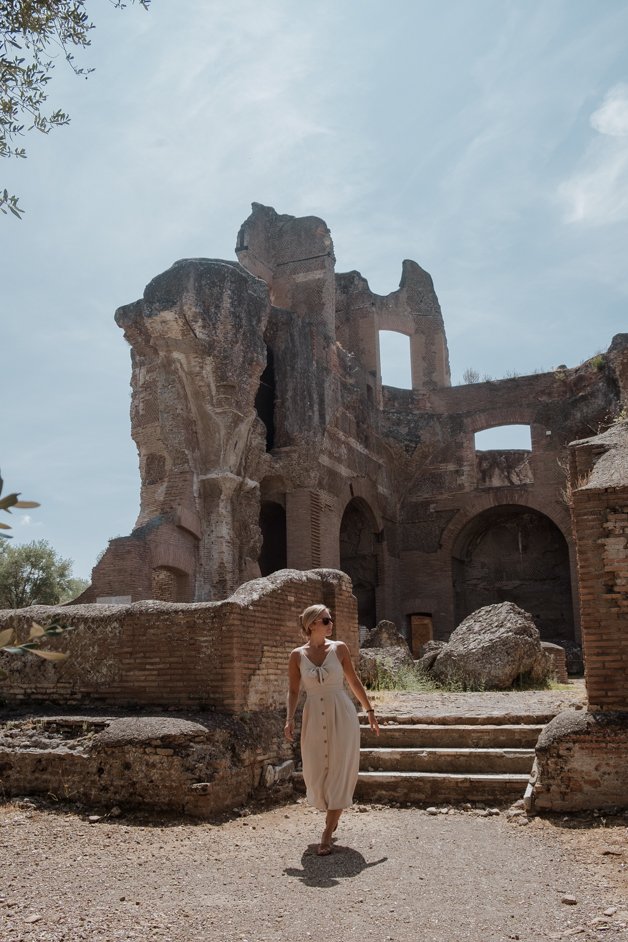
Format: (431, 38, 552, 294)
(0, 569, 357, 713)
(531, 421, 628, 811)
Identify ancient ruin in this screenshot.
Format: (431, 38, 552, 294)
(1, 203, 627, 816)
(81, 203, 627, 660)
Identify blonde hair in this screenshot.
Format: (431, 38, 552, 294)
(299, 604, 327, 638)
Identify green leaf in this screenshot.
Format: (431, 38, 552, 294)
(29, 649, 69, 662)
(2, 646, 26, 655)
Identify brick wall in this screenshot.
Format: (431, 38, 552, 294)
(533, 710, 628, 811)
(571, 491, 628, 710)
(0, 569, 357, 713)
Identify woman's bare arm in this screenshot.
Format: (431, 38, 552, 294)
(284, 649, 302, 741)
(336, 641, 380, 735)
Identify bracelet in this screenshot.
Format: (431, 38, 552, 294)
(366, 708, 375, 714)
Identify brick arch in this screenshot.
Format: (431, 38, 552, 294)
(441, 492, 571, 556)
(465, 409, 538, 437)
(448, 500, 576, 643)
(377, 312, 416, 336)
(339, 480, 384, 532)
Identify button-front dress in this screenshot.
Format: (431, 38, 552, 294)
(299, 640, 360, 811)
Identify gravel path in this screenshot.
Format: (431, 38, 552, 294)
(1, 796, 626, 942)
(368, 683, 587, 720)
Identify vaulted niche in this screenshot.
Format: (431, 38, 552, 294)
(259, 500, 287, 576)
(151, 566, 192, 603)
(452, 505, 574, 642)
(378, 330, 412, 389)
(339, 497, 379, 629)
(255, 346, 276, 451)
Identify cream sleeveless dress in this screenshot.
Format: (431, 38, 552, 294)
(299, 640, 360, 811)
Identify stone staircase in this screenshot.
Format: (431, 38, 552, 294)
(353, 710, 553, 804)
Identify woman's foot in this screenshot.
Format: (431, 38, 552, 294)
(317, 824, 335, 855)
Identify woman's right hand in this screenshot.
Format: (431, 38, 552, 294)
(284, 719, 295, 742)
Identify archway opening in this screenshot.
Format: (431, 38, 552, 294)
(452, 505, 574, 642)
(259, 500, 287, 576)
(339, 497, 379, 629)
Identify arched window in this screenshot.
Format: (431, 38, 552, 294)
(378, 330, 412, 389)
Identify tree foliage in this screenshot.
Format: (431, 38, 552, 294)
(1, 0, 150, 218)
(0, 538, 74, 608)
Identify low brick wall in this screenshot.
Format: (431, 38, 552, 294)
(532, 709, 628, 812)
(0, 568, 358, 712)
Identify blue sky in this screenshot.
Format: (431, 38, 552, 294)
(2, 0, 627, 579)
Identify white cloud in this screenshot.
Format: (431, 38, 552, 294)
(590, 83, 628, 136)
(18, 515, 43, 530)
(559, 85, 628, 225)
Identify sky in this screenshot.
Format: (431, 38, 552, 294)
(1, 0, 627, 579)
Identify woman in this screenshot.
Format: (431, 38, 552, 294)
(284, 604, 379, 856)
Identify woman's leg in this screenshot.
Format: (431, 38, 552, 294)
(318, 808, 342, 854)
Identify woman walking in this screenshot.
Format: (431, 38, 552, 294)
(285, 604, 379, 855)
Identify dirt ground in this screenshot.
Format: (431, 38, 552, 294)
(2, 682, 625, 942)
(0, 796, 626, 942)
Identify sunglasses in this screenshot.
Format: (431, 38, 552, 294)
(320, 616, 333, 625)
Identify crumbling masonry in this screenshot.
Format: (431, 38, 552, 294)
(82, 203, 628, 659)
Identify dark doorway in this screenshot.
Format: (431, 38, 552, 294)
(452, 505, 574, 642)
(255, 347, 276, 451)
(339, 498, 379, 630)
(259, 500, 287, 576)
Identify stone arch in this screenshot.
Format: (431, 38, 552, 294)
(339, 497, 380, 630)
(451, 503, 575, 643)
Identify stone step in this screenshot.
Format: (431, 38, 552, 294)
(363, 712, 557, 727)
(360, 747, 535, 775)
(360, 723, 544, 749)
(354, 770, 530, 803)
